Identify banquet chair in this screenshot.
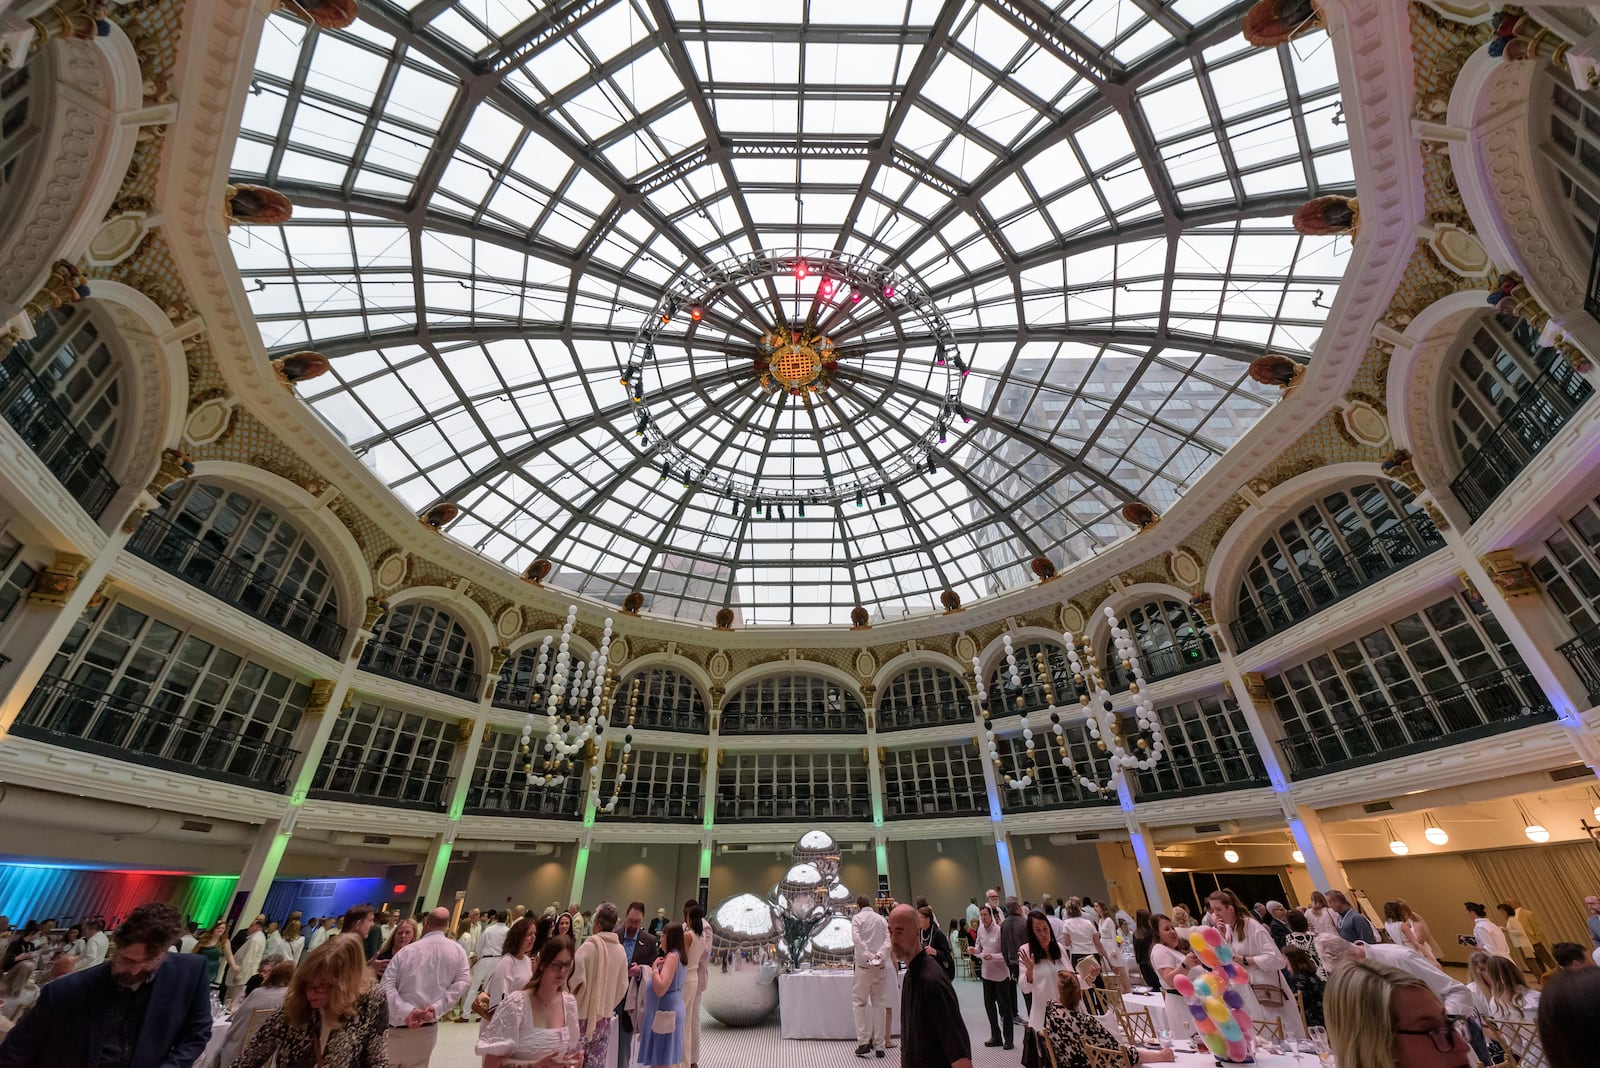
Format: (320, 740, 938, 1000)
(1083, 1041, 1129, 1068)
(1040, 1028, 1062, 1068)
(240, 1006, 275, 1050)
(1114, 1006, 1157, 1045)
(1081, 985, 1124, 1015)
(1484, 1017, 1546, 1068)
(1252, 1018, 1285, 1043)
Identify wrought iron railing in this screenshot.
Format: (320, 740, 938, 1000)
(0, 343, 118, 518)
(358, 639, 481, 700)
(718, 706, 867, 734)
(1230, 512, 1446, 650)
(463, 777, 586, 819)
(1130, 746, 1271, 801)
(127, 513, 347, 657)
(1557, 623, 1600, 706)
(1586, 218, 1600, 323)
(1105, 641, 1221, 692)
(1275, 666, 1553, 778)
(997, 776, 1121, 814)
(13, 674, 299, 791)
(309, 753, 453, 810)
(715, 792, 872, 822)
(882, 785, 989, 819)
(604, 787, 702, 823)
(1450, 360, 1594, 521)
(876, 699, 974, 731)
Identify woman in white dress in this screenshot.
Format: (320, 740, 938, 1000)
(1149, 914, 1200, 1040)
(1206, 890, 1298, 1039)
(476, 936, 581, 1068)
(1018, 909, 1068, 1068)
(279, 918, 305, 963)
(1395, 900, 1439, 963)
(1304, 892, 1339, 939)
(477, 917, 539, 1020)
(1061, 898, 1106, 986)
(1465, 902, 1512, 959)
(681, 900, 711, 1068)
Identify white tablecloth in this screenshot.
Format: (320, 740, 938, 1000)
(778, 968, 901, 1040)
(197, 1018, 230, 1068)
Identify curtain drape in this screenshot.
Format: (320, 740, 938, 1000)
(1463, 841, 1600, 949)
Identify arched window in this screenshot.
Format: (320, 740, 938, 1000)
(1, 64, 35, 196)
(609, 667, 708, 733)
(1231, 481, 1444, 650)
(312, 700, 457, 810)
(993, 727, 1115, 814)
(720, 672, 866, 734)
(1545, 74, 1600, 248)
(1127, 694, 1267, 800)
(493, 642, 606, 715)
(878, 665, 970, 730)
(465, 727, 587, 819)
(1444, 313, 1593, 519)
(360, 603, 479, 699)
(21, 597, 309, 789)
(983, 640, 1070, 717)
(131, 480, 344, 655)
(0, 305, 124, 516)
(1262, 590, 1547, 777)
(1101, 599, 1217, 689)
(1529, 489, 1600, 699)
(880, 743, 987, 817)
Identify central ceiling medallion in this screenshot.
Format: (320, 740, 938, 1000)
(757, 326, 836, 395)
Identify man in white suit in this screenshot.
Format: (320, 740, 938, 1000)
(851, 895, 890, 1059)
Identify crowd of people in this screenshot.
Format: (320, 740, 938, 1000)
(0, 895, 711, 1068)
(0, 882, 1598, 1067)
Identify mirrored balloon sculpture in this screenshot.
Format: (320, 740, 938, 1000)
(975, 608, 1168, 796)
(517, 605, 637, 814)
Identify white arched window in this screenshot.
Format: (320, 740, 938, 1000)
(360, 602, 480, 699)
(983, 639, 1071, 718)
(312, 699, 458, 810)
(1101, 598, 1217, 688)
(609, 666, 708, 732)
(1, 305, 125, 516)
(1444, 311, 1592, 518)
(1544, 73, 1600, 249)
(1232, 480, 1444, 649)
(878, 665, 970, 730)
(0, 64, 36, 197)
(134, 480, 344, 655)
(720, 671, 865, 734)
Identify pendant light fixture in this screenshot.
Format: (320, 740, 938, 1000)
(1590, 787, 1600, 822)
(1423, 812, 1448, 846)
(1291, 849, 1305, 864)
(1516, 799, 1550, 844)
(1385, 820, 1409, 855)
(1223, 842, 1240, 864)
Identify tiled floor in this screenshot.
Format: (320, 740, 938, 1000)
(432, 978, 1022, 1067)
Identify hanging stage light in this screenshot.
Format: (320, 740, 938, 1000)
(849, 287, 863, 303)
(877, 490, 886, 507)
(777, 503, 786, 521)
(635, 412, 650, 435)
(797, 502, 806, 518)
(935, 345, 946, 366)
(953, 403, 970, 423)
(794, 259, 808, 280)
(732, 499, 742, 516)
(819, 279, 834, 299)
(926, 457, 936, 474)
(855, 491, 864, 508)
(689, 302, 703, 321)
(882, 280, 895, 299)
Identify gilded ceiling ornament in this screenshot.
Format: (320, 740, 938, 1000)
(1121, 501, 1161, 532)
(1292, 195, 1359, 238)
(1241, 0, 1324, 48)
(273, 0, 359, 30)
(224, 184, 293, 227)
(373, 550, 409, 592)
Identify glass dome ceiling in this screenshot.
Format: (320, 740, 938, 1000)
(228, 0, 1353, 626)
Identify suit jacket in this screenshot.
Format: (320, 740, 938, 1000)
(615, 927, 659, 1029)
(0, 952, 212, 1068)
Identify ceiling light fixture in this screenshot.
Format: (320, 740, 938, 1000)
(850, 287, 862, 303)
(793, 259, 808, 279)
(689, 302, 703, 321)
(1384, 820, 1408, 856)
(1291, 849, 1305, 864)
(1516, 799, 1550, 844)
(1423, 813, 1448, 846)
(1223, 848, 1240, 864)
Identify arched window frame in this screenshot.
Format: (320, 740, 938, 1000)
(720, 671, 866, 735)
(983, 639, 1071, 718)
(312, 699, 458, 809)
(361, 602, 480, 700)
(877, 665, 971, 730)
(1100, 598, 1218, 688)
(608, 666, 708, 733)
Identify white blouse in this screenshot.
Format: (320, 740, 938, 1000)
(1149, 942, 1191, 992)
(488, 954, 535, 1007)
(1474, 918, 1512, 959)
(475, 989, 580, 1060)
(1224, 919, 1286, 987)
(1017, 949, 1065, 1032)
(1061, 917, 1099, 956)
(1306, 908, 1339, 938)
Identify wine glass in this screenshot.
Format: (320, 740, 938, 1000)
(1287, 1035, 1302, 1062)
(1309, 1025, 1330, 1064)
(1157, 1028, 1172, 1051)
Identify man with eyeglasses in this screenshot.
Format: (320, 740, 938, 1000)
(0, 901, 211, 1067)
(381, 906, 472, 1068)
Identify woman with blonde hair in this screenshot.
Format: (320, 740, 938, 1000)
(231, 936, 390, 1067)
(1325, 959, 1469, 1068)
(193, 920, 236, 995)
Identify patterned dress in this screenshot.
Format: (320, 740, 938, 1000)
(1042, 1004, 1138, 1068)
(230, 985, 389, 1068)
(634, 952, 684, 1067)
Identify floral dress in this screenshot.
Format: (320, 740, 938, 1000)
(231, 985, 389, 1068)
(1043, 1004, 1138, 1068)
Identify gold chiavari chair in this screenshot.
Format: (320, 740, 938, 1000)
(1252, 1018, 1286, 1043)
(1039, 1027, 1062, 1068)
(1083, 1041, 1129, 1068)
(1114, 1006, 1158, 1045)
(1082, 984, 1125, 1015)
(1484, 1017, 1546, 1068)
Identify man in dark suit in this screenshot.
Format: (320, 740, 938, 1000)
(614, 900, 660, 1068)
(0, 901, 212, 1067)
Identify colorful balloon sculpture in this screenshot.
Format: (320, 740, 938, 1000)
(1170, 926, 1255, 1063)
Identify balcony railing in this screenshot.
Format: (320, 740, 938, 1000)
(127, 513, 347, 658)
(1450, 359, 1594, 522)
(998, 777, 1120, 814)
(715, 792, 872, 822)
(1106, 641, 1221, 692)
(1276, 666, 1553, 779)
(309, 754, 453, 810)
(463, 774, 586, 819)
(1130, 747, 1270, 802)
(1585, 216, 1600, 323)
(605, 788, 702, 823)
(358, 639, 481, 700)
(13, 674, 299, 791)
(1230, 512, 1446, 651)
(719, 707, 867, 734)
(877, 699, 974, 731)
(0, 343, 118, 518)
(1557, 623, 1600, 706)
(883, 787, 989, 819)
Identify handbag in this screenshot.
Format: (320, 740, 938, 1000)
(1252, 982, 1288, 1008)
(1019, 1027, 1043, 1068)
(651, 1009, 677, 1035)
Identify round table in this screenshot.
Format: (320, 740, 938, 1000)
(777, 968, 901, 1040)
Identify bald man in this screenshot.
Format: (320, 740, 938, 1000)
(888, 904, 972, 1068)
(381, 907, 471, 1068)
